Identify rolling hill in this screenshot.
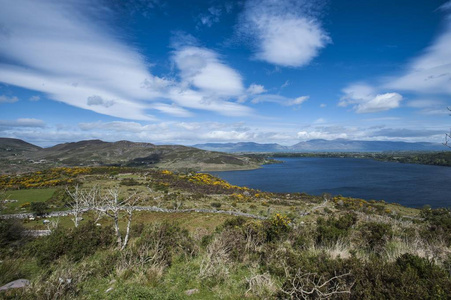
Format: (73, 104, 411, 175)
(0, 138, 269, 174)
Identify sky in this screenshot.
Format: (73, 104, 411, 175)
(0, 0, 450, 147)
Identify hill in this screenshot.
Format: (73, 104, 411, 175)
(0, 138, 42, 158)
(0, 138, 269, 174)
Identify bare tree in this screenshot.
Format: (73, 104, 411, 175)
(66, 185, 99, 227)
(281, 268, 354, 300)
(66, 186, 87, 227)
(97, 187, 140, 250)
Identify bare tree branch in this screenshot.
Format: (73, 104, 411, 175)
(280, 269, 354, 299)
(95, 186, 140, 250)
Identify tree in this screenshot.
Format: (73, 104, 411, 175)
(31, 202, 48, 216)
(66, 185, 100, 227)
(96, 187, 139, 250)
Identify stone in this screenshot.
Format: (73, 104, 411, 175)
(0, 279, 30, 291)
(185, 288, 199, 296)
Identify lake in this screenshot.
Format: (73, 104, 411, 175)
(210, 157, 451, 208)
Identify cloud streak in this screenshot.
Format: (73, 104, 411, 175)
(385, 3, 451, 96)
(0, 0, 253, 119)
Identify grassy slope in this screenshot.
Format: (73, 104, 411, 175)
(1, 167, 450, 299)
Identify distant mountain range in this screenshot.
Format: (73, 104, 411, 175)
(194, 139, 445, 153)
(0, 138, 268, 174)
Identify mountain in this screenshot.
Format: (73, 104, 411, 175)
(0, 138, 269, 174)
(290, 139, 445, 152)
(0, 137, 42, 158)
(193, 142, 288, 153)
(193, 139, 445, 153)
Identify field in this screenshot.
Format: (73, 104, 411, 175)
(2, 188, 56, 214)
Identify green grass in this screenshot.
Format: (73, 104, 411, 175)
(2, 188, 56, 214)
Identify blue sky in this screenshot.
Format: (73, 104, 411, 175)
(0, 0, 450, 147)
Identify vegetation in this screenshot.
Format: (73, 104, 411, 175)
(0, 166, 450, 299)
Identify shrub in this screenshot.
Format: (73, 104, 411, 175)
(136, 222, 195, 266)
(30, 202, 48, 216)
(0, 219, 25, 250)
(316, 213, 357, 245)
(210, 202, 222, 208)
(28, 222, 114, 266)
(360, 222, 392, 253)
(264, 214, 291, 242)
(421, 207, 451, 245)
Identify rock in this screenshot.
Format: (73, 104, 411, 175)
(0, 279, 30, 291)
(185, 288, 199, 296)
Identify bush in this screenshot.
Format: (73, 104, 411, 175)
(30, 202, 48, 216)
(316, 213, 357, 245)
(210, 202, 222, 209)
(136, 222, 195, 266)
(264, 214, 291, 242)
(0, 219, 25, 250)
(360, 222, 392, 253)
(28, 222, 114, 266)
(421, 207, 451, 245)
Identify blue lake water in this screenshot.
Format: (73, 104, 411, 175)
(210, 157, 451, 208)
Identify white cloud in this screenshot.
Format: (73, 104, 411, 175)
(251, 94, 309, 107)
(0, 0, 253, 120)
(79, 121, 164, 132)
(197, 6, 222, 27)
(0, 95, 19, 103)
(0, 0, 159, 120)
(281, 80, 290, 89)
(355, 93, 403, 113)
(297, 130, 348, 140)
(172, 46, 244, 96)
(239, 0, 330, 67)
(0, 118, 45, 128)
(29, 95, 40, 101)
(407, 99, 449, 115)
(339, 84, 403, 113)
(320, 103, 326, 108)
(287, 96, 309, 106)
(149, 103, 192, 117)
(247, 84, 266, 95)
(202, 130, 256, 141)
(385, 4, 451, 96)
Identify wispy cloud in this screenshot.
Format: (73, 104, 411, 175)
(197, 6, 223, 28)
(238, 0, 330, 67)
(29, 95, 40, 102)
(385, 3, 451, 96)
(339, 84, 403, 113)
(251, 94, 309, 107)
(0, 118, 45, 128)
(0, 95, 19, 103)
(0, 0, 253, 120)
